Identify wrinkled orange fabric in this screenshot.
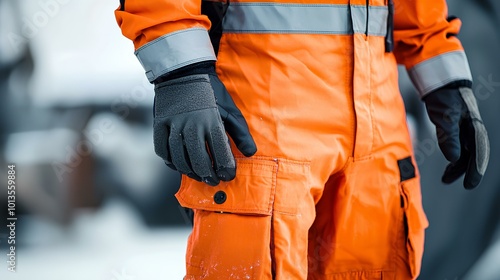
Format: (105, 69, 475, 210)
(115, 0, 466, 279)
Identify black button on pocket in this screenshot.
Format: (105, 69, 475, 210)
(214, 191, 227, 204)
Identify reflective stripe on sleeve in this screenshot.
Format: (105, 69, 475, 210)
(135, 28, 216, 82)
(223, 3, 388, 37)
(408, 51, 473, 97)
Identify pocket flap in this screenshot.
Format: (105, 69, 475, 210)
(175, 158, 277, 215)
(401, 178, 429, 234)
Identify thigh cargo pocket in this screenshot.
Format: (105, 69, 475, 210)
(398, 157, 429, 278)
(176, 157, 312, 279)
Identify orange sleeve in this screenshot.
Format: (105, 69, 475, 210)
(392, 0, 472, 96)
(114, 0, 216, 82)
(115, 0, 211, 49)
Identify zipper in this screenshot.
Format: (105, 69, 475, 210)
(347, 1, 358, 157)
(365, 0, 369, 37)
(385, 0, 394, 52)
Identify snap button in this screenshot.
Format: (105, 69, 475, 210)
(214, 191, 227, 204)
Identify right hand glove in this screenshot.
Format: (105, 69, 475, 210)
(423, 86, 490, 189)
(153, 69, 257, 186)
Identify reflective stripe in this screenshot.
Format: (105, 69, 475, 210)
(352, 5, 388, 36)
(223, 3, 388, 36)
(135, 28, 216, 82)
(408, 51, 473, 97)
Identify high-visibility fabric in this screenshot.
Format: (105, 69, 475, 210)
(391, 0, 472, 96)
(115, 0, 469, 279)
(115, 0, 472, 92)
(115, 1, 215, 81)
(135, 28, 216, 82)
(408, 51, 472, 97)
(222, 3, 388, 36)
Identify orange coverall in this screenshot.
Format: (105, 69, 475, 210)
(116, 1, 472, 279)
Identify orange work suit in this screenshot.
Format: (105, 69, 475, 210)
(116, 0, 473, 279)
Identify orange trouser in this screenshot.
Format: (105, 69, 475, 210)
(175, 35, 429, 280)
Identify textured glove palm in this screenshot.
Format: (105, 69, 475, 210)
(424, 87, 490, 189)
(153, 73, 257, 186)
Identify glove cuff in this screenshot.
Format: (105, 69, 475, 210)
(154, 74, 217, 117)
(153, 61, 216, 85)
(425, 79, 472, 97)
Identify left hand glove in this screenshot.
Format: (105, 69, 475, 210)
(423, 86, 490, 189)
(153, 62, 257, 186)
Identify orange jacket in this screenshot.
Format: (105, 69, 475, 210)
(115, 0, 472, 97)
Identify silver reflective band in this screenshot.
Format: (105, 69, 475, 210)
(408, 51, 473, 97)
(223, 3, 388, 36)
(135, 28, 216, 82)
(351, 5, 388, 36)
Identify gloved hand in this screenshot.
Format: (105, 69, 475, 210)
(423, 86, 490, 189)
(153, 64, 257, 186)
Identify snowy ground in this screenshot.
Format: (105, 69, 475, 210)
(0, 200, 189, 280)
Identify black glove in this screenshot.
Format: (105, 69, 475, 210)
(153, 63, 257, 186)
(424, 86, 490, 189)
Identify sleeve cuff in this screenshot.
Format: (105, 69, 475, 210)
(135, 27, 216, 82)
(407, 51, 473, 98)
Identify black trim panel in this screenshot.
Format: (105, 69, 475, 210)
(398, 156, 416, 182)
